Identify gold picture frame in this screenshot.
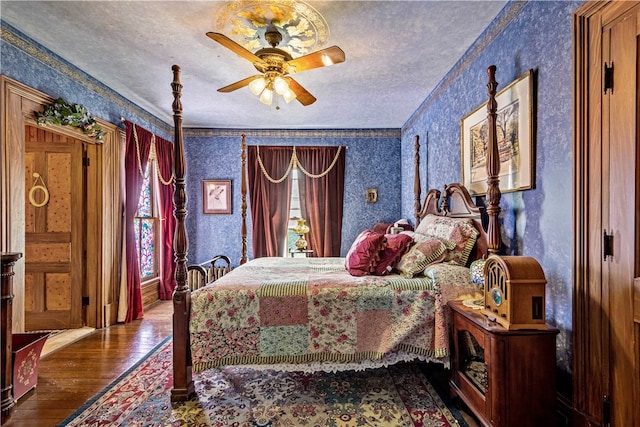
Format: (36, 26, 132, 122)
(365, 188, 377, 203)
(461, 69, 534, 195)
(202, 179, 232, 214)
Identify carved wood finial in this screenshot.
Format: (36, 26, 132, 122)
(171, 64, 188, 292)
(240, 134, 248, 265)
(441, 185, 450, 214)
(485, 65, 502, 255)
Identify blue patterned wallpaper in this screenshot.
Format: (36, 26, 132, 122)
(401, 1, 583, 375)
(0, 21, 173, 140)
(2, 0, 583, 381)
(183, 130, 401, 265)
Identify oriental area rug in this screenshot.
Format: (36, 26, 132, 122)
(58, 336, 468, 426)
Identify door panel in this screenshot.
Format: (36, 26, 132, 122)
(635, 278, 640, 323)
(574, 2, 639, 426)
(602, 6, 638, 426)
(24, 125, 84, 330)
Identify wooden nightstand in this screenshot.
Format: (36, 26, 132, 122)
(448, 300, 559, 427)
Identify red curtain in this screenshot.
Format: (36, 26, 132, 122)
(297, 146, 345, 257)
(124, 121, 151, 322)
(247, 146, 293, 258)
(155, 137, 176, 299)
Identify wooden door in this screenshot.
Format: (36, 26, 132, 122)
(24, 125, 84, 330)
(602, 6, 638, 425)
(574, 2, 639, 426)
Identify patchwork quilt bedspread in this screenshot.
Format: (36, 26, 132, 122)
(189, 257, 480, 372)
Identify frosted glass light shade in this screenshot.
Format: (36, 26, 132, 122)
(249, 77, 267, 95)
(259, 88, 273, 105)
(283, 88, 297, 103)
(273, 77, 289, 95)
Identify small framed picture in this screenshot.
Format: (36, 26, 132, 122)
(202, 179, 231, 214)
(366, 188, 377, 203)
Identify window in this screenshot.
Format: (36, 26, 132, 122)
(134, 162, 160, 280)
(286, 168, 302, 254)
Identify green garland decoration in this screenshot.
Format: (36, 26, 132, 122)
(35, 97, 105, 141)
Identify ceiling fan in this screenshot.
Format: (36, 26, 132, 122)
(206, 24, 345, 106)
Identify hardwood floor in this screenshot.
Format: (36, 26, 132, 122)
(4, 301, 173, 427)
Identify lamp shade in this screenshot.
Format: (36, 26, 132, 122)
(283, 88, 297, 103)
(273, 77, 289, 95)
(292, 218, 310, 235)
(259, 88, 273, 105)
(249, 77, 267, 95)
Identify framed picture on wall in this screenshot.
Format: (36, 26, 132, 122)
(461, 69, 535, 195)
(202, 179, 232, 214)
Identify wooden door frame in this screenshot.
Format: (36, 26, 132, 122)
(1, 75, 123, 331)
(573, 1, 640, 425)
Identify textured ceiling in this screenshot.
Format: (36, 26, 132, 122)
(0, 1, 506, 129)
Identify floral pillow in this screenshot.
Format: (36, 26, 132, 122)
(373, 233, 414, 275)
(424, 263, 481, 302)
(344, 230, 387, 276)
(415, 214, 480, 266)
(424, 262, 473, 287)
(396, 233, 448, 278)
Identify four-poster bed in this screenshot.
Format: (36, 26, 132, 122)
(169, 64, 503, 402)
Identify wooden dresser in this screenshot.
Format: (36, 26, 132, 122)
(1, 253, 22, 424)
(448, 300, 559, 427)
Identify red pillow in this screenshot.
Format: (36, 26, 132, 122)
(373, 233, 413, 275)
(371, 222, 393, 234)
(345, 230, 387, 276)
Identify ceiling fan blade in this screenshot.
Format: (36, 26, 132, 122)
(285, 46, 345, 74)
(206, 32, 266, 66)
(285, 77, 317, 106)
(218, 75, 262, 93)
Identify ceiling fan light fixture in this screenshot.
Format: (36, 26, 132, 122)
(273, 76, 289, 95)
(259, 87, 274, 105)
(249, 77, 267, 95)
(208, 17, 345, 107)
(283, 88, 297, 103)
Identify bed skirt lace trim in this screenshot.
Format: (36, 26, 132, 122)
(194, 350, 450, 374)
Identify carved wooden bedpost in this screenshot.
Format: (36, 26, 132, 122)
(170, 65, 194, 402)
(413, 135, 422, 226)
(485, 65, 502, 254)
(240, 134, 248, 265)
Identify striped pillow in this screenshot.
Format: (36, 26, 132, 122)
(396, 233, 448, 278)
